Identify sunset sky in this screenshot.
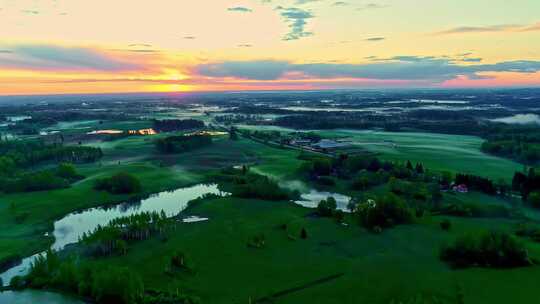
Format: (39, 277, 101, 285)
(0, 0, 539, 95)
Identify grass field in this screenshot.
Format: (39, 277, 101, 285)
(0, 136, 305, 265)
(2, 122, 536, 303)
(86, 196, 540, 304)
(234, 126, 523, 181)
(45, 120, 154, 135)
(0, 162, 203, 263)
(319, 129, 523, 181)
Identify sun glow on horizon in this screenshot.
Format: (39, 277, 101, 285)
(0, 0, 539, 95)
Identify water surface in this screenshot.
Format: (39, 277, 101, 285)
(0, 290, 84, 304)
(0, 184, 224, 286)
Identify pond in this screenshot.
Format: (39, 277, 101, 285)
(294, 189, 352, 212)
(0, 290, 85, 304)
(282, 180, 352, 212)
(0, 184, 225, 287)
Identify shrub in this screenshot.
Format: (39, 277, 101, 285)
(229, 173, 291, 201)
(9, 275, 25, 289)
(94, 172, 142, 194)
(3, 171, 69, 193)
(334, 210, 345, 222)
(309, 158, 332, 176)
(142, 291, 200, 304)
(167, 251, 195, 274)
(316, 176, 335, 186)
(515, 223, 540, 242)
(248, 234, 266, 248)
(440, 231, 532, 268)
(440, 219, 451, 231)
(56, 163, 82, 181)
(528, 191, 540, 208)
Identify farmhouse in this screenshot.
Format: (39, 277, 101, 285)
(453, 184, 469, 193)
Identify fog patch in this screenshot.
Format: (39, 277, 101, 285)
(492, 114, 540, 125)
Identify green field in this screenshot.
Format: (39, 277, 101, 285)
(0, 162, 203, 262)
(234, 126, 523, 181)
(3, 121, 538, 304)
(318, 130, 523, 181)
(86, 196, 540, 304)
(0, 135, 305, 264)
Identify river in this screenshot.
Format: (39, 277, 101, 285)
(0, 183, 224, 303)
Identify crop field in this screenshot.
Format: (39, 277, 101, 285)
(233, 126, 523, 181)
(319, 129, 522, 182)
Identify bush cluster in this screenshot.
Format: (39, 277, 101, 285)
(440, 231, 532, 268)
(94, 172, 142, 194)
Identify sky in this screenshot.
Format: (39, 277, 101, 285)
(0, 0, 539, 95)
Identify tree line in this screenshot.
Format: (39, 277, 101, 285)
(152, 119, 204, 132)
(155, 134, 212, 154)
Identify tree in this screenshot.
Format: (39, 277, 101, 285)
(229, 127, 238, 140)
(0, 156, 16, 176)
(528, 191, 540, 208)
(415, 163, 424, 174)
(91, 267, 144, 304)
(300, 228, 308, 239)
(440, 231, 531, 268)
(312, 158, 332, 176)
(440, 219, 451, 231)
(317, 197, 337, 217)
(56, 163, 79, 180)
(406, 160, 413, 170)
(356, 194, 412, 230)
(94, 172, 142, 194)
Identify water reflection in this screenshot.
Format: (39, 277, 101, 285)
(0, 290, 85, 304)
(1, 184, 225, 286)
(294, 189, 352, 212)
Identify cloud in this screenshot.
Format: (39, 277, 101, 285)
(276, 7, 314, 41)
(196, 60, 291, 80)
(365, 37, 385, 42)
(295, 0, 321, 4)
(461, 58, 482, 62)
(195, 57, 540, 83)
(434, 21, 540, 35)
(357, 3, 388, 11)
(21, 9, 39, 15)
(227, 7, 253, 13)
(113, 49, 160, 53)
(183, 36, 197, 40)
(435, 24, 521, 35)
(0, 44, 141, 71)
(128, 43, 153, 48)
(237, 44, 253, 48)
(333, 2, 348, 6)
(521, 22, 540, 32)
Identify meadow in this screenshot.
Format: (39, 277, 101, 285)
(318, 130, 523, 182)
(0, 134, 306, 266)
(1, 117, 537, 304)
(87, 196, 540, 304)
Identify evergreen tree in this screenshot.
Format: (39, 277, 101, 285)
(406, 160, 413, 170)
